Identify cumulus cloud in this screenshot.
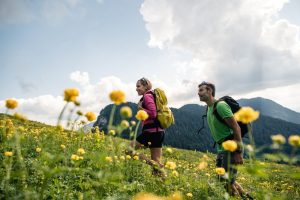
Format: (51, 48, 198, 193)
(140, 0, 300, 98)
(70, 71, 90, 86)
(0, 72, 139, 126)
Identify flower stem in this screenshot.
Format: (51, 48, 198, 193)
(57, 102, 68, 126)
(108, 105, 116, 130)
(132, 121, 141, 149)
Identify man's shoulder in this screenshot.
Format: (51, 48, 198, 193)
(215, 101, 229, 110)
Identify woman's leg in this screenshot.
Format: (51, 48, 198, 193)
(150, 147, 163, 167)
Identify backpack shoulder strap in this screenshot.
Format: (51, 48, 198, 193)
(213, 100, 226, 125)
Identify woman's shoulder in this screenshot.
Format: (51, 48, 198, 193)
(143, 91, 155, 101)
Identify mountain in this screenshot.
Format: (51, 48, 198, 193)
(93, 98, 300, 155)
(238, 97, 300, 125)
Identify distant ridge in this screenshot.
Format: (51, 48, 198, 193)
(238, 97, 300, 125)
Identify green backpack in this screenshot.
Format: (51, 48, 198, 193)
(153, 88, 175, 129)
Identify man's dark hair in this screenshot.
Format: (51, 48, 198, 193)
(198, 81, 216, 97)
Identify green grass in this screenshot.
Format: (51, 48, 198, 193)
(0, 114, 300, 200)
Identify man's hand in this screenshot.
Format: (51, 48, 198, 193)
(233, 152, 244, 165)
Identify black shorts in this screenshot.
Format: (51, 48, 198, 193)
(216, 152, 238, 184)
(136, 131, 164, 148)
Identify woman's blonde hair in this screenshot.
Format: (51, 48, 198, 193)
(138, 77, 152, 90)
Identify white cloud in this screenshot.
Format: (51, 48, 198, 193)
(70, 71, 90, 86)
(140, 0, 300, 96)
(0, 73, 139, 127)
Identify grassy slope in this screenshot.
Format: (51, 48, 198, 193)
(0, 114, 299, 199)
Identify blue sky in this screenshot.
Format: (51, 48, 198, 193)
(1, 0, 300, 125)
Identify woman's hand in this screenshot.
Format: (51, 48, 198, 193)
(137, 101, 143, 110)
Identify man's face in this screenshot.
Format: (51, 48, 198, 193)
(198, 85, 210, 102)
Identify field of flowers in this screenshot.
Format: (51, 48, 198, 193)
(1, 89, 300, 199)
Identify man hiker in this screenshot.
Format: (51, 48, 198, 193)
(198, 81, 253, 199)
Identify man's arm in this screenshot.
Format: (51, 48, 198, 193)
(224, 117, 244, 164)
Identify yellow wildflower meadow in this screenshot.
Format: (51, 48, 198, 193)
(234, 106, 259, 123)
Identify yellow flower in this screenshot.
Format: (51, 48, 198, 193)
(197, 161, 208, 170)
(85, 112, 96, 121)
(133, 155, 139, 160)
(61, 144, 66, 149)
(71, 154, 80, 161)
(5, 99, 18, 109)
(172, 170, 179, 177)
(132, 192, 163, 200)
(234, 107, 260, 123)
(135, 110, 149, 121)
(36, 147, 42, 153)
(245, 144, 253, 152)
(186, 193, 193, 198)
(165, 161, 177, 170)
(120, 156, 125, 160)
(126, 155, 131, 160)
(77, 148, 86, 155)
(109, 90, 126, 105)
(4, 151, 13, 157)
(202, 154, 209, 160)
(288, 135, 300, 147)
(120, 120, 130, 129)
(168, 191, 183, 200)
(271, 134, 286, 144)
(215, 167, 226, 175)
(222, 140, 238, 152)
(105, 156, 113, 163)
(108, 129, 116, 136)
(166, 147, 173, 154)
(120, 106, 132, 118)
(64, 88, 79, 102)
(13, 113, 27, 122)
(130, 120, 136, 126)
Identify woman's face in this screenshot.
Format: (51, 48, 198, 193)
(136, 81, 147, 96)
